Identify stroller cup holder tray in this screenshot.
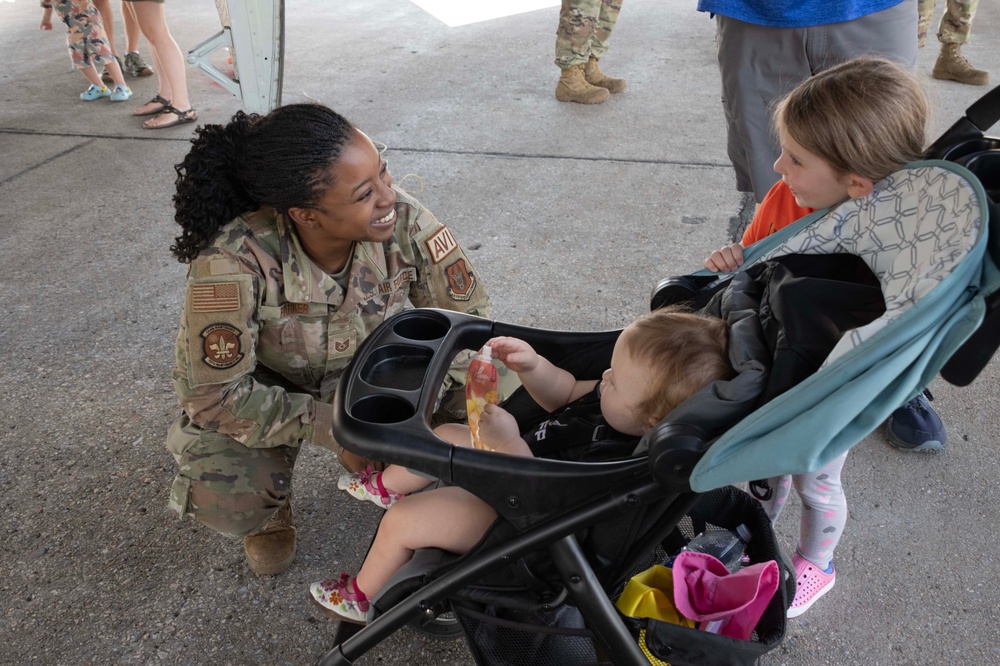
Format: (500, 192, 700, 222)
(333, 309, 655, 523)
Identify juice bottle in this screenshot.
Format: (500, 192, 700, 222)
(466, 345, 499, 450)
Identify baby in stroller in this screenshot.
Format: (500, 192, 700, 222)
(308, 307, 733, 623)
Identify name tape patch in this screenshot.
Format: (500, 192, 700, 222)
(426, 227, 458, 264)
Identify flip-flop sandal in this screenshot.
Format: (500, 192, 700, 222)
(133, 95, 171, 117)
(143, 106, 198, 130)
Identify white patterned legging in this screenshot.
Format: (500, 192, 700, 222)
(755, 452, 848, 569)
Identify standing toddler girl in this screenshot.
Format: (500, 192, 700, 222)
(704, 56, 930, 617)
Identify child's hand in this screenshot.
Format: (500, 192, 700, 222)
(703, 243, 745, 272)
(40, 18, 53, 30)
(478, 403, 520, 450)
(486, 336, 539, 373)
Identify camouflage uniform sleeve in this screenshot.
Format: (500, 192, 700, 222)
(172, 248, 340, 453)
(402, 194, 491, 318)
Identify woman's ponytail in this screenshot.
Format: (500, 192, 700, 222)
(171, 111, 261, 262)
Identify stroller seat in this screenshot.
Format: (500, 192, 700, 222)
(320, 89, 1000, 666)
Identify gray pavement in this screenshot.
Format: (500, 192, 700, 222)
(2, 1, 999, 664)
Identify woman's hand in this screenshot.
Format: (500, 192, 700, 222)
(703, 242, 745, 273)
(486, 336, 538, 373)
(478, 403, 521, 451)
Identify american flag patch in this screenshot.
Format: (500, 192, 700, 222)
(191, 282, 241, 312)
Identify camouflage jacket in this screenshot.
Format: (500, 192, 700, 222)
(172, 185, 490, 453)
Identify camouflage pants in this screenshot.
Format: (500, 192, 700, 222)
(51, 0, 116, 69)
(166, 414, 299, 537)
(555, 0, 623, 69)
(917, 0, 978, 47)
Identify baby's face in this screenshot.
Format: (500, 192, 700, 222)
(599, 335, 654, 436)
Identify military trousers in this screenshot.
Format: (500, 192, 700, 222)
(555, 0, 623, 69)
(918, 0, 979, 46)
(167, 414, 299, 537)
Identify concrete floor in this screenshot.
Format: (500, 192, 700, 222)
(2, 0, 999, 664)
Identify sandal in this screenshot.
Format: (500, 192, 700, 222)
(337, 466, 404, 509)
(143, 105, 198, 130)
(133, 94, 171, 116)
(309, 572, 370, 624)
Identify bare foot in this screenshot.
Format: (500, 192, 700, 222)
(133, 95, 170, 116)
(142, 107, 198, 130)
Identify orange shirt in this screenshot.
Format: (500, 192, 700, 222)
(741, 180, 815, 246)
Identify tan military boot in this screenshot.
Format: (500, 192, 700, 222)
(243, 495, 296, 575)
(584, 56, 627, 94)
(932, 43, 990, 86)
(556, 64, 611, 104)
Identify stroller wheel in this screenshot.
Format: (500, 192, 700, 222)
(410, 610, 464, 640)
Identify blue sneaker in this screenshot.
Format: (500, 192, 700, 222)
(80, 84, 111, 101)
(110, 84, 133, 102)
(886, 390, 947, 452)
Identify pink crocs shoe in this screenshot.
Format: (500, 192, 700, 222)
(337, 466, 404, 508)
(787, 553, 836, 618)
(309, 572, 370, 624)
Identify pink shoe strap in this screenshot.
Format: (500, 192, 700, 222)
(363, 468, 397, 506)
(336, 572, 370, 611)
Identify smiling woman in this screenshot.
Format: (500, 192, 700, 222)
(165, 103, 496, 576)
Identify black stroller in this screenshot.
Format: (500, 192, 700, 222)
(318, 86, 1000, 666)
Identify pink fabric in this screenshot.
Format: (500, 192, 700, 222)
(671, 551, 780, 641)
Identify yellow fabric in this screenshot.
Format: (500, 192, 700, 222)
(615, 564, 697, 628)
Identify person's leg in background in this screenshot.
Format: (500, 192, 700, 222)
(127, 0, 195, 128)
(713, 14, 811, 241)
(93, 0, 122, 84)
(120, 0, 154, 77)
(931, 0, 989, 85)
(583, 0, 626, 94)
(554, 0, 610, 104)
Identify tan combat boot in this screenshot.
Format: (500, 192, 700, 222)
(556, 64, 611, 104)
(932, 43, 990, 86)
(243, 495, 296, 575)
(584, 56, 627, 94)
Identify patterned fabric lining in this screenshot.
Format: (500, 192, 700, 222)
(752, 164, 984, 365)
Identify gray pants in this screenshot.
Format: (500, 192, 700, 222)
(714, 0, 918, 201)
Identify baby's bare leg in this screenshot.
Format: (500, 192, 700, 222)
(354, 486, 497, 598)
(374, 424, 473, 494)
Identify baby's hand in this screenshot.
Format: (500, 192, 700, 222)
(40, 18, 53, 30)
(486, 336, 538, 373)
(703, 243, 745, 272)
(478, 403, 520, 450)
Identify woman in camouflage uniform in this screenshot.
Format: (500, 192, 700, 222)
(166, 104, 495, 575)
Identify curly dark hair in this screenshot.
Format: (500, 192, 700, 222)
(170, 104, 355, 262)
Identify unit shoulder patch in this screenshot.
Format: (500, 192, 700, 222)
(445, 258, 477, 301)
(200, 323, 245, 369)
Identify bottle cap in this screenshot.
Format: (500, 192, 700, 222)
(481, 345, 492, 360)
(735, 523, 753, 543)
